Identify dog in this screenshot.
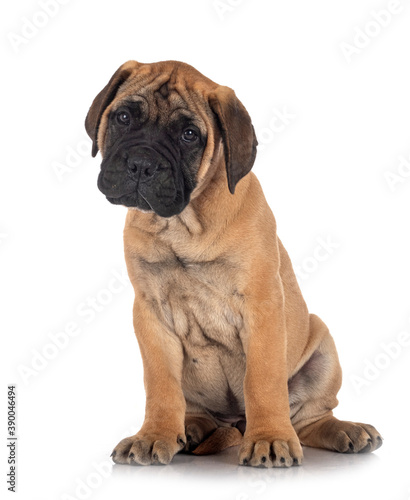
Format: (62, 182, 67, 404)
(85, 60, 382, 467)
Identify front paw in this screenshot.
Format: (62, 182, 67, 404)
(239, 428, 303, 468)
(111, 431, 186, 465)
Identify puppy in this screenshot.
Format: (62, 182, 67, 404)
(85, 60, 382, 467)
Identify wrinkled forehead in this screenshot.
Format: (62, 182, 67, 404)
(111, 66, 213, 133)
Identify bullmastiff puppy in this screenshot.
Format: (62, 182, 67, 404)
(85, 60, 382, 467)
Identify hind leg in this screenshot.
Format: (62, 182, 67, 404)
(183, 404, 243, 455)
(183, 413, 218, 452)
(290, 315, 383, 454)
(297, 417, 382, 453)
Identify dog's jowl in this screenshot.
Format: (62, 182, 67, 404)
(85, 60, 382, 467)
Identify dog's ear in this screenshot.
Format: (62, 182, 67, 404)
(85, 60, 140, 157)
(208, 86, 258, 194)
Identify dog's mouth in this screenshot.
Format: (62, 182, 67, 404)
(106, 192, 152, 211)
(98, 164, 191, 217)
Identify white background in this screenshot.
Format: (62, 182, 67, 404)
(2, 1, 410, 499)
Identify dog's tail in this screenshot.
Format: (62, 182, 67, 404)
(192, 427, 243, 455)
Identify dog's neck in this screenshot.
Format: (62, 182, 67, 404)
(124, 165, 258, 270)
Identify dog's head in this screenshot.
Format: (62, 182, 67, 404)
(85, 60, 257, 217)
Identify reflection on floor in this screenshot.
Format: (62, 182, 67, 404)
(111, 444, 381, 481)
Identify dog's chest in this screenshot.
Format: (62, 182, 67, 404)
(138, 254, 244, 340)
(137, 254, 246, 415)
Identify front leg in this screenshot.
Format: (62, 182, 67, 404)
(112, 298, 186, 465)
(240, 275, 303, 468)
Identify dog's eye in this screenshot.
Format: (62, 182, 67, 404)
(117, 110, 130, 126)
(182, 129, 198, 143)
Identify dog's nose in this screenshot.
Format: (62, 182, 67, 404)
(127, 155, 159, 180)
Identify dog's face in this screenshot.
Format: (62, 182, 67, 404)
(98, 93, 205, 216)
(85, 60, 258, 217)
